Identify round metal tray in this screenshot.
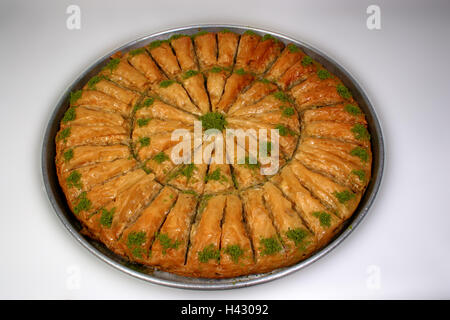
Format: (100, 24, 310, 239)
(41, 24, 384, 290)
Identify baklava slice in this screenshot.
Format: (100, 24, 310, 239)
(147, 40, 181, 79)
(118, 186, 177, 262)
(193, 31, 217, 71)
(272, 166, 342, 247)
(219, 194, 255, 277)
(217, 30, 239, 69)
(125, 48, 165, 85)
(262, 182, 316, 263)
(227, 79, 278, 115)
(265, 44, 304, 82)
(234, 31, 261, 71)
(290, 72, 354, 111)
(180, 70, 210, 114)
(149, 193, 198, 272)
(289, 160, 361, 220)
(152, 79, 202, 115)
(99, 57, 150, 92)
(215, 70, 254, 113)
(169, 34, 198, 72)
(185, 194, 226, 277)
(247, 34, 284, 75)
(241, 188, 286, 273)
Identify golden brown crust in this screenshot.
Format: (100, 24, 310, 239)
(228, 80, 278, 115)
(147, 42, 181, 79)
(170, 36, 198, 72)
(215, 72, 254, 113)
(248, 37, 285, 75)
(152, 81, 202, 115)
(235, 33, 261, 71)
(181, 72, 210, 114)
(55, 30, 372, 279)
(99, 58, 150, 92)
(217, 31, 240, 68)
(127, 51, 165, 85)
(193, 32, 217, 71)
(265, 44, 305, 82)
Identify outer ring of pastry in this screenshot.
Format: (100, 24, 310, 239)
(41, 24, 384, 290)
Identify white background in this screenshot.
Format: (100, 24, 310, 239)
(1, 0, 449, 299)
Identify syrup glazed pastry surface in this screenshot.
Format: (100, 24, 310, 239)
(55, 29, 372, 278)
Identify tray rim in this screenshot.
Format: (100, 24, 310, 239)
(41, 23, 385, 290)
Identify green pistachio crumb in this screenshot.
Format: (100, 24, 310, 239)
(275, 124, 296, 136)
(258, 78, 272, 84)
(155, 232, 180, 254)
(312, 211, 332, 228)
(351, 124, 370, 140)
(286, 228, 309, 246)
(244, 30, 257, 36)
(169, 34, 188, 41)
(344, 104, 361, 115)
(273, 91, 290, 102)
(199, 112, 227, 131)
(317, 69, 332, 80)
(100, 207, 115, 228)
(148, 40, 167, 50)
(87, 75, 106, 90)
(234, 68, 246, 75)
(337, 84, 352, 99)
(182, 70, 199, 80)
(205, 168, 227, 183)
(224, 244, 244, 263)
(210, 66, 223, 73)
(129, 48, 145, 57)
(350, 147, 369, 163)
(205, 168, 221, 181)
(102, 58, 120, 72)
(126, 231, 147, 258)
(260, 237, 282, 256)
(352, 169, 366, 182)
(282, 106, 295, 117)
(181, 189, 198, 196)
(66, 170, 82, 189)
(137, 118, 150, 127)
(73, 192, 91, 215)
(62, 107, 76, 123)
(301, 56, 313, 66)
(197, 195, 213, 214)
(262, 34, 277, 42)
(57, 127, 71, 142)
(159, 79, 175, 88)
(334, 190, 356, 204)
(141, 163, 152, 174)
(143, 97, 154, 106)
(191, 31, 209, 39)
(69, 90, 82, 105)
(198, 244, 220, 263)
(139, 136, 150, 147)
(287, 44, 300, 53)
(180, 163, 196, 180)
(240, 156, 260, 170)
(153, 152, 169, 164)
(63, 149, 73, 162)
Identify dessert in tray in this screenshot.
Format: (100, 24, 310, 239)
(55, 29, 372, 278)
